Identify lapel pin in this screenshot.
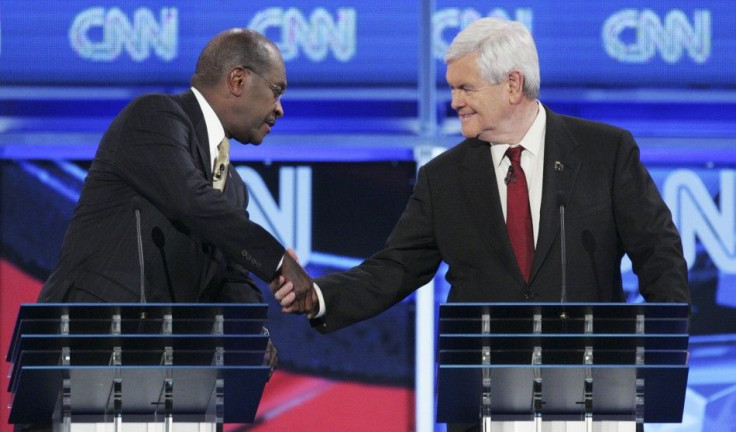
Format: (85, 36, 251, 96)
(554, 161, 564, 172)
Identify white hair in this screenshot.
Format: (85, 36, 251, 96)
(445, 17, 540, 99)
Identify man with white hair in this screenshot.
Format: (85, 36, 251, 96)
(273, 17, 690, 431)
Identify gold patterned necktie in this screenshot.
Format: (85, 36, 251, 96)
(213, 136, 230, 192)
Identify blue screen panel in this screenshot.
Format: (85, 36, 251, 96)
(0, 1, 733, 87)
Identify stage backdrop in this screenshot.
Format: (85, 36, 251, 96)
(1, 1, 735, 431)
(0, 1, 733, 87)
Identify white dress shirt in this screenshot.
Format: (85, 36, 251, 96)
(490, 101, 547, 246)
(191, 87, 226, 171)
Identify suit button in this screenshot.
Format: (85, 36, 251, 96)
(524, 291, 536, 300)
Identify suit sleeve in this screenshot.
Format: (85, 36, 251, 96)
(217, 263, 264, 303)
(111, 96, 284, 282)
(611, 130, 690, 303)
(312, 166, 443, 333)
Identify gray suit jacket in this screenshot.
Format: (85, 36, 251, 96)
(313, 106, 690, 332)
(39, 90, 284, 303)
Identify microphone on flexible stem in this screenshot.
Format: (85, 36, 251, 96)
(557, 191, 568, 320)
(131, 197, 147, 308)
(152, 227, 176, 302)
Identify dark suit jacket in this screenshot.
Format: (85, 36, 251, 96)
(313, 106, 690, 332)
(39, 90, 284, 303)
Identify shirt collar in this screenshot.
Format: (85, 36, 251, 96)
(191, 87, 226, 166)
(491, 101, 547, 167)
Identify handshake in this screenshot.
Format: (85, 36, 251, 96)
(270, 249, 319, 317)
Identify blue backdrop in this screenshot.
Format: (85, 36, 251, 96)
(1, 2, 734, 432)
(0, 1, 733, 87)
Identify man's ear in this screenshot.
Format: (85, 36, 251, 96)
(227, 67, 248, 96)
(507, 70, 525, 103)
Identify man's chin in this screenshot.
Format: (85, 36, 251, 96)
(235, 133, 260, 145)
(460, 129, 476, 139)
(250, 128, 271, 145)
(459, 123, 478, 137)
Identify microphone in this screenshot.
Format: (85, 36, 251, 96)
(131, 197, 146, 304)
(152, 227, 176, 302)
(504, 165, 514, 185)
(557, 191, 568, 319)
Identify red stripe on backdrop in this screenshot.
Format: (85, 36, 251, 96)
(231, 370, 415, 432)
(0, 263, 415, 432)
(0, 260, 43, 432)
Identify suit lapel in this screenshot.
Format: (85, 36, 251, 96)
(530, 107, 581, 281)
(177, 90, 212, 179)
(459, 139, 520, 276)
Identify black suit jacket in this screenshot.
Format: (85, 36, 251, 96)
(313, 106, 690, 332)
(39, 90, 284, 303)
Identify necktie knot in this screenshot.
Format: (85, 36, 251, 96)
(506, 146, 524, 163)
(213, 137, 230, 192)
(217, 136, 230, 158)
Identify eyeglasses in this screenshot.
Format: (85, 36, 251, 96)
(242, 66, 285, 102)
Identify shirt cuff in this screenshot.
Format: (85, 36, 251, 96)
(312, 282, 326, 318)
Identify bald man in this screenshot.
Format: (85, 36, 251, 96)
(39, 29, 312, 310)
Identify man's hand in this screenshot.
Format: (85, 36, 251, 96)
(272, 249, 317, 315)
(271, 273, 319, 317)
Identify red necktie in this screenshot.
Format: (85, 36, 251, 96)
(505, 146, 534, 283)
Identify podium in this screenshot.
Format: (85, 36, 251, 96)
(5, 303, 272, 432)
(436, 303, 689, 432)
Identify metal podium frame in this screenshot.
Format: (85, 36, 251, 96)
(435, 303, 690, 432)
(6, 303, 272, 432)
